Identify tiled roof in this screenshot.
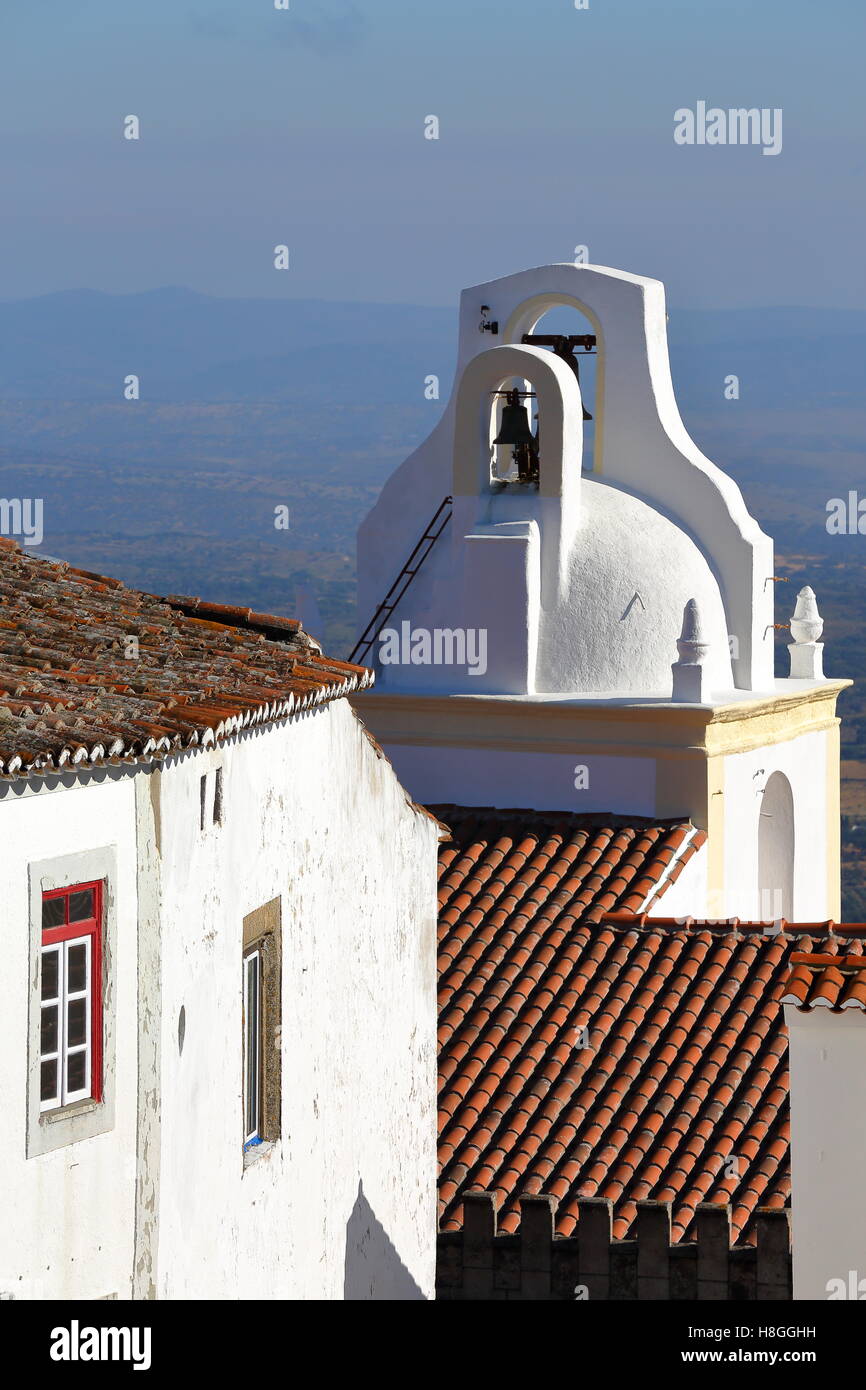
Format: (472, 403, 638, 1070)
(0, 539, 373, 777)
(782, 951, 866, 1012)
(436, 831, 866, 1246)
(434, 806, 706, 929)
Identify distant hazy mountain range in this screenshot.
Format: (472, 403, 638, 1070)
(0, 287, 863, 410)
(2, 287, 864, 917)
(0, 285, 862, 666)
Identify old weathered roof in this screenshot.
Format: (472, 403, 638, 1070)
(435, 811, 866, 1247)
(0, 539, 373, 777)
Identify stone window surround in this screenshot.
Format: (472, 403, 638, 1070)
(26, 846, 118, 1159)
(242, 896, 282, 1161)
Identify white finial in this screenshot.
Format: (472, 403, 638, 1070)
(671, 598, 711, 702)
(788, 586, 824, 679)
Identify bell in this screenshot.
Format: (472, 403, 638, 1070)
(493, 390, 537, 448)
(575, 359, 593, 422)
(560, 350, 592, 421)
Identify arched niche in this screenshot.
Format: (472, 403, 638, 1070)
(758, 771, 795, 921)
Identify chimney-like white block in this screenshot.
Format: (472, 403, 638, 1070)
(788, 586, 824, 680)
(671, 598, 711, 703)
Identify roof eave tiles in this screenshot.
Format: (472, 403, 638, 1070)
(0, 541, 373, 778)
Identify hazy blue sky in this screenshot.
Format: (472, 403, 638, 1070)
(1, 0, 863, 307)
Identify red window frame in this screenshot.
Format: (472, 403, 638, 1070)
(41, 880, 103, 1106)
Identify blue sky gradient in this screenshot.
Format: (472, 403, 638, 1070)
(1, 0, 863, 306)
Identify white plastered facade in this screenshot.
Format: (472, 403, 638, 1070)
(0, 699, 438, 1300)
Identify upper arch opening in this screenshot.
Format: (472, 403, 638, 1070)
(503, 294, 602, 474)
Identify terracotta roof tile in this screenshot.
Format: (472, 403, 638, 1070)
(782, 951, 866, 1011)
(434, 818, 866, 1248)
(0, 542, 373, 777)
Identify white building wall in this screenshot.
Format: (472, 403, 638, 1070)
(382, 742, 656, 817)
(646, 841, 709, 922)
(151, 699, 438, 1300)
(0, 698, 438, 1302)
(358, 263, 774, 695)
(787, 1007, 866, 1300)
(0, 773, 139, 1300)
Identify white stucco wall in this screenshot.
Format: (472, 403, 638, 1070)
(0, 699, 439, 1302)
(0, 772, 139, 1300)
(375, 472, 734, 699)
(148, 699, 439, 1301)
(787, 1008, 866, 1300)
(358, 263, 773, 695)
(382, 742, 656, 817)
(646, 840, 709, 922)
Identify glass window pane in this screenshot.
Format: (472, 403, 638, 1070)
(40, 1058, 58, 1103)
(67, 997, 87, 1048)
(68, 889, 94, 923)
(245, 955, 259, 1137)
(41, 1005, 59, 1055)
(41, 949, 59, 1001)
(66, 1051, 87, 1094)
(42, 896, 65, 930)
(67, 943, 87, 995)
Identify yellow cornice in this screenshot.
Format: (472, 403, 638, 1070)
(351, 680, 851, 760)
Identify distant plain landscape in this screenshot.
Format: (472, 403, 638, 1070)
(1, 288, 864, 912)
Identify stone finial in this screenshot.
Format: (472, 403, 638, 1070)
(788, 586, 824, 679)
(671, 598, 711, 702)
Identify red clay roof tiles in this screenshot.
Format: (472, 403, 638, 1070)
(0, 540, 373, 777)
(435, 807, 866, 1248)
(782, 951, 866, 1011)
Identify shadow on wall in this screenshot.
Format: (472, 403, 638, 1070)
(344, 1180, 426, 1300)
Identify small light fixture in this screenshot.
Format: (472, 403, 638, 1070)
(479, 305, 499, 334)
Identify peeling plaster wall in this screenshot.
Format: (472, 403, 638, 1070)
(0, 699, 437, 1302)
(0, 772, 139, 1300)
(154, 700, 438, 1300)
(132, 769, 162, 1299)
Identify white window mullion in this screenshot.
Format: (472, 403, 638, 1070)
(39, 944, 62, 1112)
(62, 936, 91, 1106)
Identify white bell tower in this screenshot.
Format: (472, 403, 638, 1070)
(353, 263, 849, 922)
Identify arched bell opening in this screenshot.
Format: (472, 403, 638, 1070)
(502, 294, 603, 475)
(454, 344, 580, 506)
(519, 305, 597, 473)
(489, 374, 540, 488)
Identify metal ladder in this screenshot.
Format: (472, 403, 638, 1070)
(349, 495, 453, 666)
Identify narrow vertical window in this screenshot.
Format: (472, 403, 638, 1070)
(40, 883, 102, 1112)
(241, 899, 281, 1156)
(213, 767, 224, 826)
(199, 774, 208, 831)
(243, 949, 261, 1146)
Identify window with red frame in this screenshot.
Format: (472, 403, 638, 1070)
(40, 882, 103, 1111)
